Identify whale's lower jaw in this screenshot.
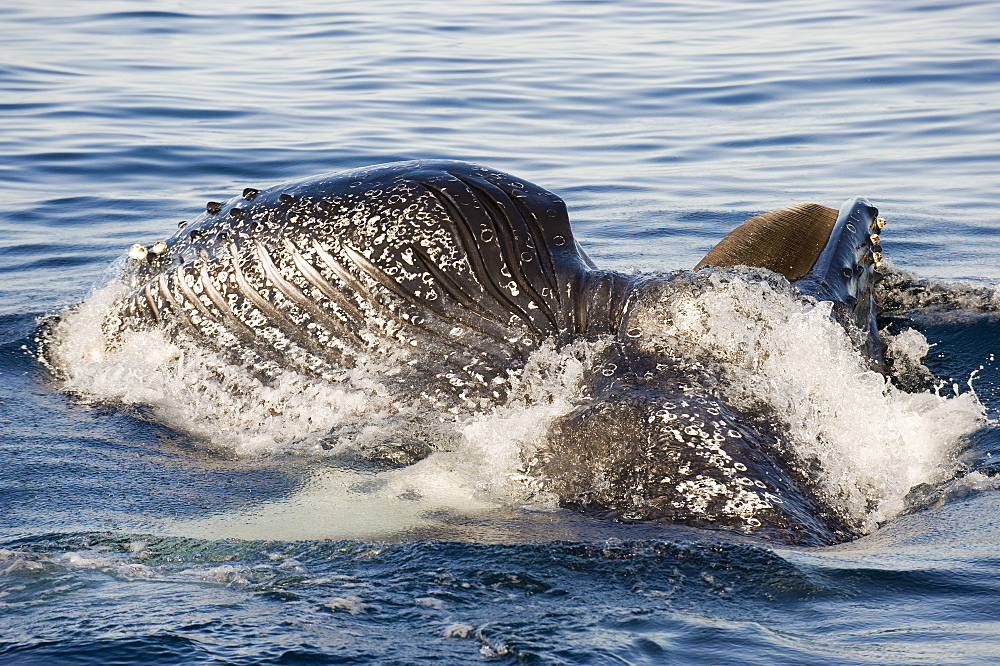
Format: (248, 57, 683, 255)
(534, 387, 852, 545)
(106, 161, 885, 543)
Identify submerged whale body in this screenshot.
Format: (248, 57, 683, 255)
(105, 161, 887, 545)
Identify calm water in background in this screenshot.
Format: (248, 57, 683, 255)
(2, 1, 1000, 664)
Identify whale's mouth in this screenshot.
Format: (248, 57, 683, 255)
(695, 197, 885, 366)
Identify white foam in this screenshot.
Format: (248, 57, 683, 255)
(41, 282, 395, 456)
(944, 470, 1000, 494)
(885, 327, 931, 366)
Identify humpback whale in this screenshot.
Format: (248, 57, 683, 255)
(99, 160, 886, 544)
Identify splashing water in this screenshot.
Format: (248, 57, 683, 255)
(631, 271, 985, 532)
(39, 269, 986, 538)
(40, 282, 395, 456)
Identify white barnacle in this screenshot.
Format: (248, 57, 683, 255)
(128, 244, 148, 261)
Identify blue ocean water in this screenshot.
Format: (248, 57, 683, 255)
(2, 1, 1000, 663)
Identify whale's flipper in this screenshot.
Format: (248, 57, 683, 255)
(694, 204, 839, 281)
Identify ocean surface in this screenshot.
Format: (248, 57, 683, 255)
(2, 1, 1000, 663)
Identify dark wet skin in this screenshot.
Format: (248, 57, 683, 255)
(110, 161, 885, 545)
